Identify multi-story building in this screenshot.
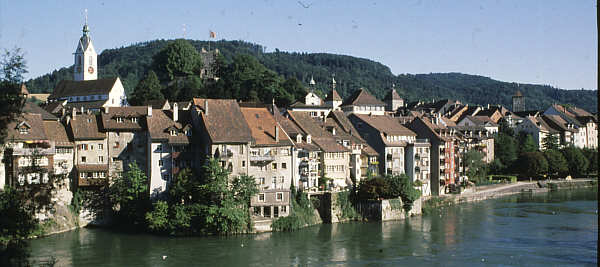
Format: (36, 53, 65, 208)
(68, 111, 109, 188)
(341, 88, 386, 116)
(241, 106, 293, 219)
(544, 104, 597, 149)
(515, 115, 558, 149)
(191, 98, 253, 177)
(146, 104, 194, 198)
(407, 115, 458, 195)
(405, 140, 431, 196)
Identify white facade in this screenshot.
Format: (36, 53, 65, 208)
(343, 105, 386, 116)
(74, 23, 98, 81)
(148, 142, 171, 197)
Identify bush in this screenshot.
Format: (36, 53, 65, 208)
(271, 191, 316, 231)
(560, 147, 589, 177)
(357, 175, 421, 212)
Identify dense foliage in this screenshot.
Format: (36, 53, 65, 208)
(144, 159, 258, 235)
(271, 190, 318, 231)
(0, 187, 38, 265)
(464, 150, 488, 184)
(517, 152, 549, 178)
(0, 48, 26, 144)
(542, 149, 569, 177)
(560, 147, 589, 177)
(25, 39, 597, 112)
(357, 174, 421, 211)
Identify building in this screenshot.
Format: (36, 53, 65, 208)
(348, 114, 418, 176)
(289, 91, 332, 118)
(457, 116, 499, 135)
(146, 104, 194, 197)
(191, 98, 253, 177)
(241, 107, 293, 219)
(512, 90, 525, 112)
(407, 115, 458, 195)
(384, 87, 403, 112)
(404, 140, 431, 196)
(544, 104, 597, 149)
(341, 88, 386, 115)
(68, 111, 109, 188)
(47, 21, 128, 111)
(324, 80, 343, 111)
(515, 115, 558, 149)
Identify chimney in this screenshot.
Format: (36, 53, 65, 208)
(147, 105, 152, 117)
(72, 108, 77, 119)
(204, 100, 208, 115)
(275, 125, 279, 142)
(173, 102, 179, 122)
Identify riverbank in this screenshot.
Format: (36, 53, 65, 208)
(423, 178, 598, 210)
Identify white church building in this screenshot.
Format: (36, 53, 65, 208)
(48, 20, 128, 111)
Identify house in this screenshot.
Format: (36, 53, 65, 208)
(540, 114, 579, 148)
(404, 140, 431, 196)
(457, 116, 499, 135)
(43, 120, 74, 179)
(289, 91, 332, 118)
(146, 104, 194, 197)
(348, 114, 418, 176)
(68, 111, 109, 188)
(452, 126, 495, 163)
(407, 115, 458, 195)
(99, 106, 149, 179)
(544, 104, 597, 148)
(47, 21, 128, 112)
(341, 88, 386, 115)
(287, 111, 351, 188)
(191, 98, 253, 177)
(1, 114, 55, 187)
(241, 106, 293, 219)
(515, 115, 558, 149)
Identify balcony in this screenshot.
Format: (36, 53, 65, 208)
(78, 177, 107, 187)
(11, 147, 55, 156)
(250, 154, 275, 162)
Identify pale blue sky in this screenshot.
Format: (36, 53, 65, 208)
(0, 0, 597, 90)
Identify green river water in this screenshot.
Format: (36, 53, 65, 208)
(29, 188, 597, 266)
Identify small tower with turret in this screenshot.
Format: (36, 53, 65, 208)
(73, 10, 98, 81)
(325, 76, 342, 110)
(512, 89, 525, 112)
(384, 84, 403, 112)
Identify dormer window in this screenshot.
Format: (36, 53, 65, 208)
(131, 117, 138, 123)
(306, 135, 312, 143)
(19, 127, 28, 134)
(170, 130, 177, 136)
(116, 117, 123, 123)
(296, 134, 302, 143)
(185, 129, 192, 136)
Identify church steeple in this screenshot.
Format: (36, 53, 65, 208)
(73, 9, 97, 81)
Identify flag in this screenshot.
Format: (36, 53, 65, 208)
(209, 31, 216, 38)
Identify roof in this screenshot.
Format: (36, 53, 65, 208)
(351, 114, 416, 136)
(289, 101, 330, 109)
(362, 145, 379, 156)
(70, 113, 105, 140)
(50, 78, 118, 99)
(514, 110, 541, 117)
(147, 109, 193, 145)
(341, 88, 384, 107)
(22, 102, 58, 121)
(461, 115, 498, 127)
(20, 84, 29, 95)
(541, 114, 577, 133)
(523, 116, 558, 134)
(100, 106, 148, 131)
(514, 90, 523, 97)
(192, 98, 253, 143)
(43, 121, 73, 147)
(325, 89, 342, 101)
(143, 99, 170, 110)
(240, 107, 293, 146)
(43, 101, 66, 114)
(286, 111, 348, 152)
(29, 93, 50, 102)
(5, 113, 48, 141)
(76, 164, 109, 172)
(384, 88, 402, 101)
(65, 100, 107, 111)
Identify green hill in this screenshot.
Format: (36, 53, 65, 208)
(26, 39, 597, 113)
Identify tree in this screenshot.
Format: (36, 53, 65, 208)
(519, 133, 537, 154)
(109, 162, 149, 227)
(543, 149, 568, 177)
(0, 48, 26, 144)
(0, 187, 38, 265)
(560, 147, 589, 177)
(542, 134, 560, 150)
(494, 133, 518, 171)
(582, 148, 598, 174)
(357, 177, 390, 200)
(464, 150, 487, 184)
(152, 39, 203, 81)
(517, 152, 548, 178)
(129, 70, 163, 105)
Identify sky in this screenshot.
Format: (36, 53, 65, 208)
(0, 0, 597, 90)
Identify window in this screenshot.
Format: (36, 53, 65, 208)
(112, 157, 118, 162)
(92, 172, 98, 178)
(99, 172, 105, 178)
(259, 177, 265, 185)
(185, 129, 192, 136)
(81, 156, 87, 163)
(157, 144, 162, 152)
(276, 192, 284, 201)
(242, 161, 246, 167)
(281, 206, 287, 213)
(170, 130, 177, 136)
(116, 117, 123, 123)
(272, 163, 277, 170)
(114, 142, 120, 148)
(159, 160, 163, 167)
(279, 176, 284, 185)
(282, 162, 287, 169)
(258, 193, 265, 202)
(131, 117, 138, 123)
(98, 156, 104, 163)
(98, 144, 103, 150)
(19, 127, 28, 134)
(79, 172, 86, 178)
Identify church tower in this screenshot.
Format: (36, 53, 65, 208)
(512, 89, 525, 112)
(73, 14, 97, 81)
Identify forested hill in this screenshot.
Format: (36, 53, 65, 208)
(26, 39, 597, 113)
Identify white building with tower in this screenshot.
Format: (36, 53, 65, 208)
(48, 16, 128, 112)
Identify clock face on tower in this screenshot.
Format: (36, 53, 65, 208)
(88, 66, 94, 74)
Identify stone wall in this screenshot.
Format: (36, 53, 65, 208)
(356, 197, 422, 222)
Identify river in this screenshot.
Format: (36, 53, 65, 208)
(29, 188, 597, 266)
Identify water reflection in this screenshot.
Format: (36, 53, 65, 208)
(28, 188, 597, 266)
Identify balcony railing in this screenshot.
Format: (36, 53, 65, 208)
(11, 147, 55, 156)
(250, 154, 275, 162)
(78, 177, 107, 187)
